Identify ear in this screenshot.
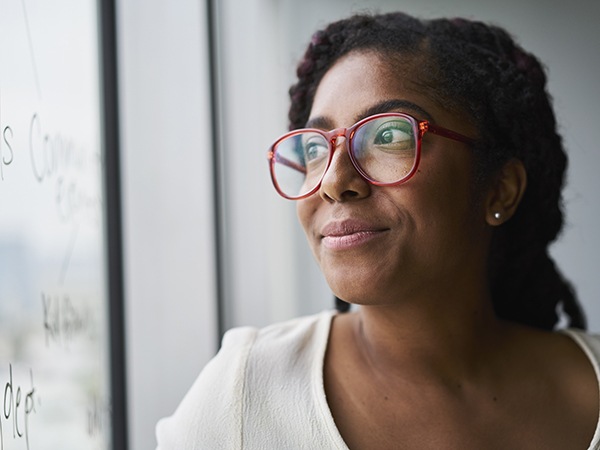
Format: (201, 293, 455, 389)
(485, 158, 527, 226)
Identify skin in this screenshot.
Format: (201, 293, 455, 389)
(296, 51, 598, 450)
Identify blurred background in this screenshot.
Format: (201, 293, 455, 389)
(116, 0, 600, 448)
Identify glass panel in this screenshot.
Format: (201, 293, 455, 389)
(0, 1, 112, 448)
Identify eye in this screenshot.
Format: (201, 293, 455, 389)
(375, 129, 399, 144)
(372, 120, 414, 150)
(304, 136, 328, 162)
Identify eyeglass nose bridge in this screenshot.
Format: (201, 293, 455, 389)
(326, 127, 351, 151)
(319, 127, 367, 186)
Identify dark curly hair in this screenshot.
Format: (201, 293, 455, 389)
(289, 13, 586, 330)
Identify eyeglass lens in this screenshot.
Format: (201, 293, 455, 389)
(272, 115, 418, 198)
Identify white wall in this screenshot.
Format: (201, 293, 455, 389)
(116, 1, 218, 449)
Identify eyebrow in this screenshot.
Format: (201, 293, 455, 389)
(305, 116, 334, 130)
(359, 99, 434, 123)
(305, 99, 435, 131)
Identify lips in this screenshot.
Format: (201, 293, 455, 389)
(321, 220, 388, 250)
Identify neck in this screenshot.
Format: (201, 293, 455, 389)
(351, 285, 512, 385)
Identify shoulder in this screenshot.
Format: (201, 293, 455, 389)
(247, 309, 334, 366)
(546, 328, 600, 448)
(561, 329, 600, 369)
(552, 328, 600, 404)
(155, 310, 335, 450)
(559, 329, 600, 449)
(155, 325, 257, 449)
(522, 327, 600, 404)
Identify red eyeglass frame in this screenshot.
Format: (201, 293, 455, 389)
(267, 112, 476, 200)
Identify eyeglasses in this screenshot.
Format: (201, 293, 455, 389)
(267, 112, 475, 200)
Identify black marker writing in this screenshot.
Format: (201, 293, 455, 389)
(3, 126, 14, 167)
(42, 291, 94, 348)
(0, 365, 36, 450)
(87, 395, 110, 438)
(29, 113, 88, 184)
(21, 0, 42, 101)
(55, 177, 103, 226)
(24, 371, 35, 450)
(29, 113, 43, 182)
(0, 88, 14, 182)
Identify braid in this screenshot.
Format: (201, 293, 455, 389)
(289, 13, 586, 329)
(425, 19, 585, 329)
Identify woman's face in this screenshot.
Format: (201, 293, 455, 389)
(296, 51, 492, 305)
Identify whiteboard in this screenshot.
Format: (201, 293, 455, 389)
(0, 0, 114, 449)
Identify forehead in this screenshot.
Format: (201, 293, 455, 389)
(309, 51, 429, 125)
(308, 51, 478, 138)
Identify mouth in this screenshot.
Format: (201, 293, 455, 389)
(320, 219, 388, 251)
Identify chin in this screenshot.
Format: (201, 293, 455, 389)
(324, 265, 397, 306)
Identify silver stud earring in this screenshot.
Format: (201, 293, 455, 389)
(494, 212, 501, 220)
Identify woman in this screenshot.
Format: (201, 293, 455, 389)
(157, 13, 600, 449)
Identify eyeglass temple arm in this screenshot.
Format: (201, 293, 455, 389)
(419, 122, 475, 145)
(271, 151, 307, 174)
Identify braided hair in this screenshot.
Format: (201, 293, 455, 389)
(289, 13, 586, 330)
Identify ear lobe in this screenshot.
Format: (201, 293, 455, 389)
(485, 158, 527, 226)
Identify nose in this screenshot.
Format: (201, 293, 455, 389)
(319, 135, 371, 203)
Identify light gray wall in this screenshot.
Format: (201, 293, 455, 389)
(116, 1, 218, 449)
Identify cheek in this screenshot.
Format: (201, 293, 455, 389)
(396, 150, 478, 241)
(296, 198, 317, 241)
(296, 198, 328, 272)
(418, 145, 475, 207)
(412, 154, 485, 249)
